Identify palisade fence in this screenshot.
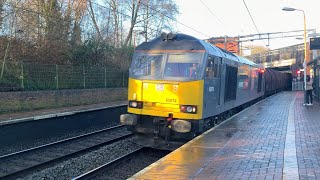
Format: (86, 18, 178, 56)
(0, 62, 129, 91)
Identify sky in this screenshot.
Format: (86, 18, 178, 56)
(174, 0, 320, 51)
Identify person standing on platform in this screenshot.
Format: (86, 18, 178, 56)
(305, 75, 313, 106)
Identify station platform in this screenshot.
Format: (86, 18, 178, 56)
(0, 101, 126, 125)
(130, 91, 320, 179)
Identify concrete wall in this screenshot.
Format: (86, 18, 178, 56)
(0, 88, 127, 114)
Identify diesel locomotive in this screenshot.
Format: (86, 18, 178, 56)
(120, 33, 288, 149)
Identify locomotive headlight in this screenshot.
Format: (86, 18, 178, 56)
(186, 106, 193, 112)
(131, 102, 138, 107)
(129, 100, 143, 109)
(180, 105, 197, 114)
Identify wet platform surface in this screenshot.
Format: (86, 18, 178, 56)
(130, 91, 320, 179)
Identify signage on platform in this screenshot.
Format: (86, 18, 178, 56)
(310, 37, 320, 50)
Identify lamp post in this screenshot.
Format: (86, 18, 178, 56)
(282, 7, 307, 104)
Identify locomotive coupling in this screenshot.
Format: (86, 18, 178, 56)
(120, 114, 137, 125)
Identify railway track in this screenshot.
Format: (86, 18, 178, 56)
(0, 125, 132, 180)
(73, 148, 170, 180)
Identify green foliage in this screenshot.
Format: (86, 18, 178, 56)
(70, 39, 113, 67)
(69, 39, 134, 70)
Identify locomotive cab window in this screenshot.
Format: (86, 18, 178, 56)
(130, 53, 164, 78)
(205, 56, 214, 78)
(213, 57, 221, 78)
(205, 55, 221, 78)
(163, 52, 203, 79)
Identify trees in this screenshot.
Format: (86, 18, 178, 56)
(247, 45, 269, 55)
(122, 0, 178, 46)
(140, 0, 178, 42)
(0, 0, 179, 68)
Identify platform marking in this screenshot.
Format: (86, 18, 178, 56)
(283, 95, 299, 179)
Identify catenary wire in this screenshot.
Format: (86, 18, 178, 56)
(242, 0, 268, 47)
(138, 1, 211, 38)
(198, 0, 224, 26)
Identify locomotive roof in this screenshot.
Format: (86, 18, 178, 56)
(201, 38, 259, 67)
(136, 33, 259, 67)
(135, 33, 206, 51)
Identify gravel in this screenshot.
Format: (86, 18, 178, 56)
(20, 137, 142, 180)
(94, 148, 171, 179)
(0, 123, 120, 156)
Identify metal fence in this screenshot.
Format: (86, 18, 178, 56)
(0, 62, 128, 91)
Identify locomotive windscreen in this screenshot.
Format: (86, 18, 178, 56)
(164, 53, 202, 78)
(130, 52, 204, 80)
(130, 53, 164, 78)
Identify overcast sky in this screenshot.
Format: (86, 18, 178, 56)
(174, 0, 320, 50)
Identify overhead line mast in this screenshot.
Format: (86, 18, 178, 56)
(207, 29, 316, 54)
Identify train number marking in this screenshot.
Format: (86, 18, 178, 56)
(166, 98, 177, 103)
